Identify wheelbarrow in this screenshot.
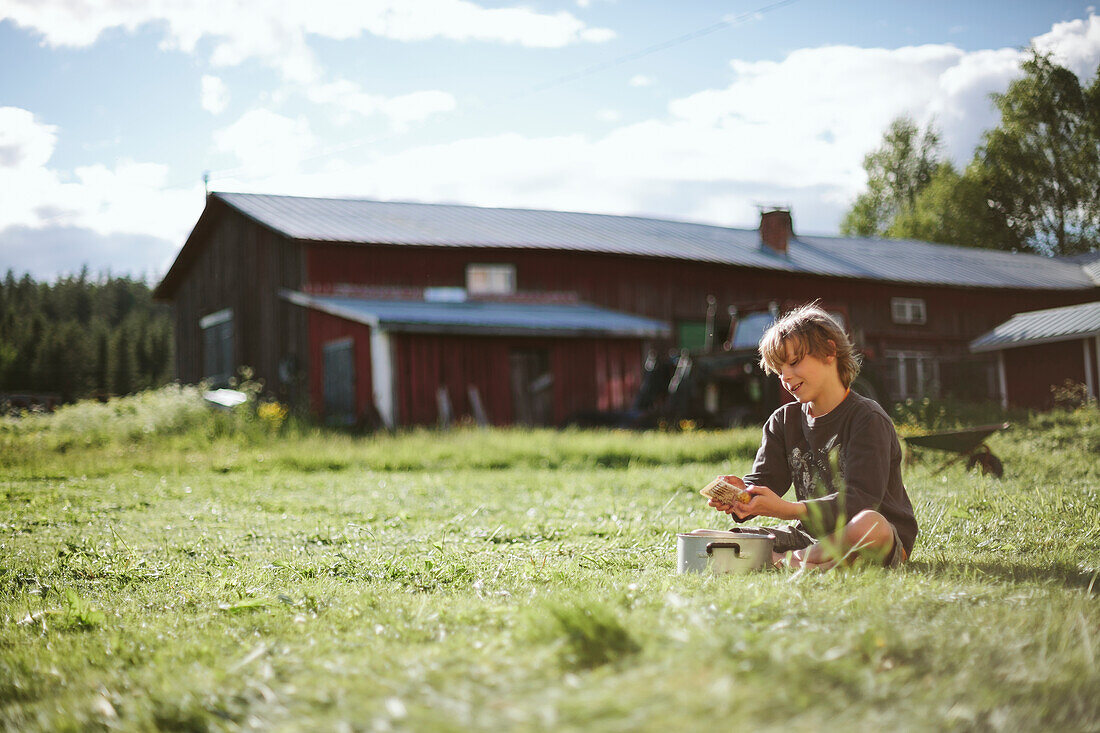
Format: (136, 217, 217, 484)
(902, 423, 1009, 478)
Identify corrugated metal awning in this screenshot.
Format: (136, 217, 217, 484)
(281, 290, 670, 339)
(969, 301, 1100, 353)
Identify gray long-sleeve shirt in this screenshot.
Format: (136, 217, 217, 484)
(740, 391, 918, 556)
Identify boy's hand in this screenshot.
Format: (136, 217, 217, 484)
(700, 475, 750, 505)
(708, 484, 805, 522)
(707, 475, 755, 519)
(704, 475, 752, 519)
(743, 485, 806, 521)
(707, 496, 755, 520)
(742, 485, 785, 519)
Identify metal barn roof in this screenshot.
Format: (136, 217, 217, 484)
(969, 301, 1100, 352)
(216, 192, 1097, 291)
(1060, 251, 1100, 285)
(280, 290, 671, 338)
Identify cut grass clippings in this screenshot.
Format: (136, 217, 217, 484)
(1, 388, 1098, 731)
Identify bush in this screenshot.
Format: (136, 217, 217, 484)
(1050, 379, 1092, 410)
(889, 396, 1025, 432)
(4, 384, 211, 447)
(0, 373, 301, 451)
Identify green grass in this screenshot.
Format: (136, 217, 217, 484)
(1, 389, 1098, 731)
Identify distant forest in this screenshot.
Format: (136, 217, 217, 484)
(0, 270, 173, 402)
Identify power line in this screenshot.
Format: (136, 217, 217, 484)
(205, 0, 808, 183)
(523, 0, 803, 97)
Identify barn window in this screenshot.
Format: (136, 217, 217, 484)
(891, 297, 927, 325)
(200, 308, 234, 387)
(884, 350, 939, 400)
(467, 264, 515, 295)
(729, 312, 775, 350)
(322, 338, 356, 426)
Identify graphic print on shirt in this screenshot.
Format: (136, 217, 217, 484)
(789, 435, 845, 500)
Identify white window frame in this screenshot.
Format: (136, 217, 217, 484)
(199, 307, 233, 330)
(885, 349, 939, 400)
(891, 297, 927, 325)
(466, 263, 516, 296)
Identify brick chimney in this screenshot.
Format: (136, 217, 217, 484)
(760, 207, 792, 256)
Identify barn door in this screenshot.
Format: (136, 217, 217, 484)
(509, 348, 553, 426)
(323, 338, 356, 426)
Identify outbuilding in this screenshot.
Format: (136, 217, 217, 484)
(153, 192, 1100, 426)
(282, 287, 666, 427)
(969, 301, 1100, 409)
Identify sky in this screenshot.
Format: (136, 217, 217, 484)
(2, 1, 1100, 282)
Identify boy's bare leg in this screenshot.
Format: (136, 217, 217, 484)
(786, 544, 838, 570)
(771, 548, 832, 569)
(840, 509, 896, 565)
(776, 510, 896, 571)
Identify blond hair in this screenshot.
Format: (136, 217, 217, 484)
(758, 302, 861, 388)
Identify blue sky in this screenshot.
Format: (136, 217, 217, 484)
(1, 0, 1098, 280)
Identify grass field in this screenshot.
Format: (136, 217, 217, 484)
(2, 388, 1099, 731)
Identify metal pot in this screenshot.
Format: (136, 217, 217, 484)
(676, 530, 776, 575)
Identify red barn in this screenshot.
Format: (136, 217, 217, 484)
(153, 193, 1100, 426)
(970, 301, 1100, 409)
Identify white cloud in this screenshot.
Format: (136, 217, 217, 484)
(0, 106, 202, 277)
(302, 3, 614, 47)
(380, 91, 458, 131)
(580, 27, 616, 43)
(628, 74, 655, 87)
(0, 106, 56, 171)
(0, 0, 615, 81)
(596, 109, 621, 122)
(0, 107, 70, 232)
(1033, 13, 1100, 78)
(664, 44, 969, 192)
(8, 13, 1100, 282)
(213, 109, 317, 174)
(70, 160, 196, 239)
(212, 14, 1100, 236)
(306, 82, 456, 130)
(0, 108, 200, 238)
(200, 75, 230, 115)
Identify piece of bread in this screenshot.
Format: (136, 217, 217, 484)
(700, 476, 751, 504)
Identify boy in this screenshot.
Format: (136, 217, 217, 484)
(703, 302, 917, 569)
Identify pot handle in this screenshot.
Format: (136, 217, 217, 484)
(706, 541, 741, 557)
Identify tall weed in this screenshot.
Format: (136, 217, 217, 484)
(536, 600, 641, 669)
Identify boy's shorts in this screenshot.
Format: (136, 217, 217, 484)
(730, 522, 908, 568)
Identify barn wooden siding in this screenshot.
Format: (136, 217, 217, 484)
(308, 310, 375, 421)
(1002, 338, 1093, 409)
(304, 242, 1092, 362)
(391, 334, 642, 426)
(163, 198, 308, 407)
(303, 321, 644, 426)
(160, 200, 1100, 419)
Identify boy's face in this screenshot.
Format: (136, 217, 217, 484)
(779, 338, 838, 405)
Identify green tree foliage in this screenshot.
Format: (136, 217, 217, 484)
(977, 51, 1100, 255)
(844, 50, 1100, 255)
(0, 271, 173, 403)
(840, 116, 942, 237)
(111, 327, 134, 397)
(887, 162, 1018, 250)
